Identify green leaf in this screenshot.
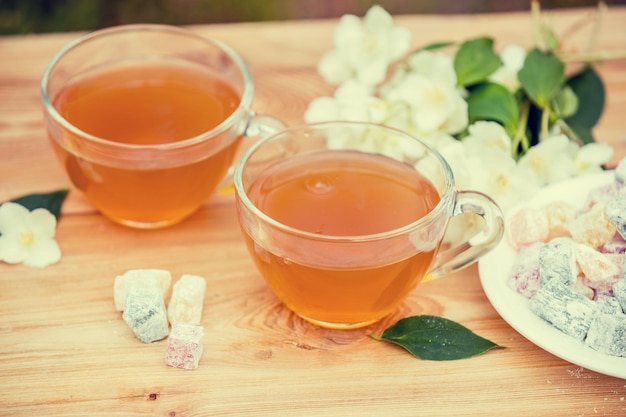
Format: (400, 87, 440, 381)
(539, 24, 559, 52)
(416, 41, 455, 51)
(467, 82, 519, 135)
(551, 86, 579, 120)
(454, 37, 501, 87)
(565, 65, 605, 129)
(9, 189, 69, 220)
(518, 48, 565, 108)
(562, 120, 595, 145)
(371, 315, 504, 361)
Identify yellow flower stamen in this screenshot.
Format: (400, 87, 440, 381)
(20, 230, 35, 247)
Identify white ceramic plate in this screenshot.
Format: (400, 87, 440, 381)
(478, 171, 626, 379)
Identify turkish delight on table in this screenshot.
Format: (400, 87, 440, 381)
(122, 288, 169, 343)
(165, 322, 205, 370)
(113, 269, 172, 311)
(167, 274, 207, 325)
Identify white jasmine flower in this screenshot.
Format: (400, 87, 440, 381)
(517, 134, 576, 185)
(384, 73, 464, 134)
(318, 5, 411, 86)
(406, 49, 457, 86)
(0, 202, 61, 268)
(304, 79, 374, 123)
(488, 44, 526, 92)
(437, 94, 468, 136)
(382, 49, 468, 135)
(433, 139, 478, 190)
(469, 148, 540, 211)
(572, 142, 614, 175)
(462, 121, 512, 156)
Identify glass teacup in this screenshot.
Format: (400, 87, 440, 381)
(234, 121, 504, 329)
(42, 24, 280, 228)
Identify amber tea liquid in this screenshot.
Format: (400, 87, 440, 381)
(243, 150, 442, 327)
(50, 59, 242, 227)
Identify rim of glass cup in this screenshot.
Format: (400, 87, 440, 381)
(40, 24, 254, 151)
(234, 121, 456, 243)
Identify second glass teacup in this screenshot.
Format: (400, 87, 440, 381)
(41, 24, 280, 228)
(234, 121, 504, 329)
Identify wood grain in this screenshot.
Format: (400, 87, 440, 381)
(1, 7, 626, 417)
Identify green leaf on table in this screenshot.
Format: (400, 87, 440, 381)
(371, 315, 504, 361)
(467, 82, 519, 135)
(10, 189, 69, 220)
(454, 37, 501, 87)
(518, 48, 565, 108)
(565, 65, 605, 129)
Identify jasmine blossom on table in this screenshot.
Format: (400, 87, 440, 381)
(0, 202, 61, 268)
(0, 189, 67, 268)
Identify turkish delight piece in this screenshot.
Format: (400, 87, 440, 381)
(167, 274, 207, 325)
(122, 288, 170, 343)
(584, 182, 626, 211)
(600, 233, 626, 254)
(614, 278, 626, 312)
(606, 196, 626, 239)
(538, 237, 577, 286)
(545, 201, 577, 239)
(113, 269, 172, 311)
(529, 282, 596, 341)
(568, 203, 616, 248)
(165, 322, 205, 370)
(584, 311, 626, 357)
(507, 207, 550, 250)
(571, 279, 594, 300)
(507, 242, 543, 298)
(596, 295, 624, 315)
(576, 244, 623, 292)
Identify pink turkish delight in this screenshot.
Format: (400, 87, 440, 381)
(507, 242, 543, 298)
(165, 322, 204, 370)
(507, 207, 550, 250)
(576, 244, 623, 292)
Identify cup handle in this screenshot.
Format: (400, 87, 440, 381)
(426, 190, 505, 280)
(218, 112, 285, 194)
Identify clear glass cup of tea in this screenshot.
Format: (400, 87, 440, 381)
(41, 24, 281, 228)
(234, 121, 505, 329)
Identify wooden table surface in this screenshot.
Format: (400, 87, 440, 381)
(1, 7, 626, 417)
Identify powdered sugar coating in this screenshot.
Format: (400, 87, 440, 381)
(506, 166, 626, 357)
